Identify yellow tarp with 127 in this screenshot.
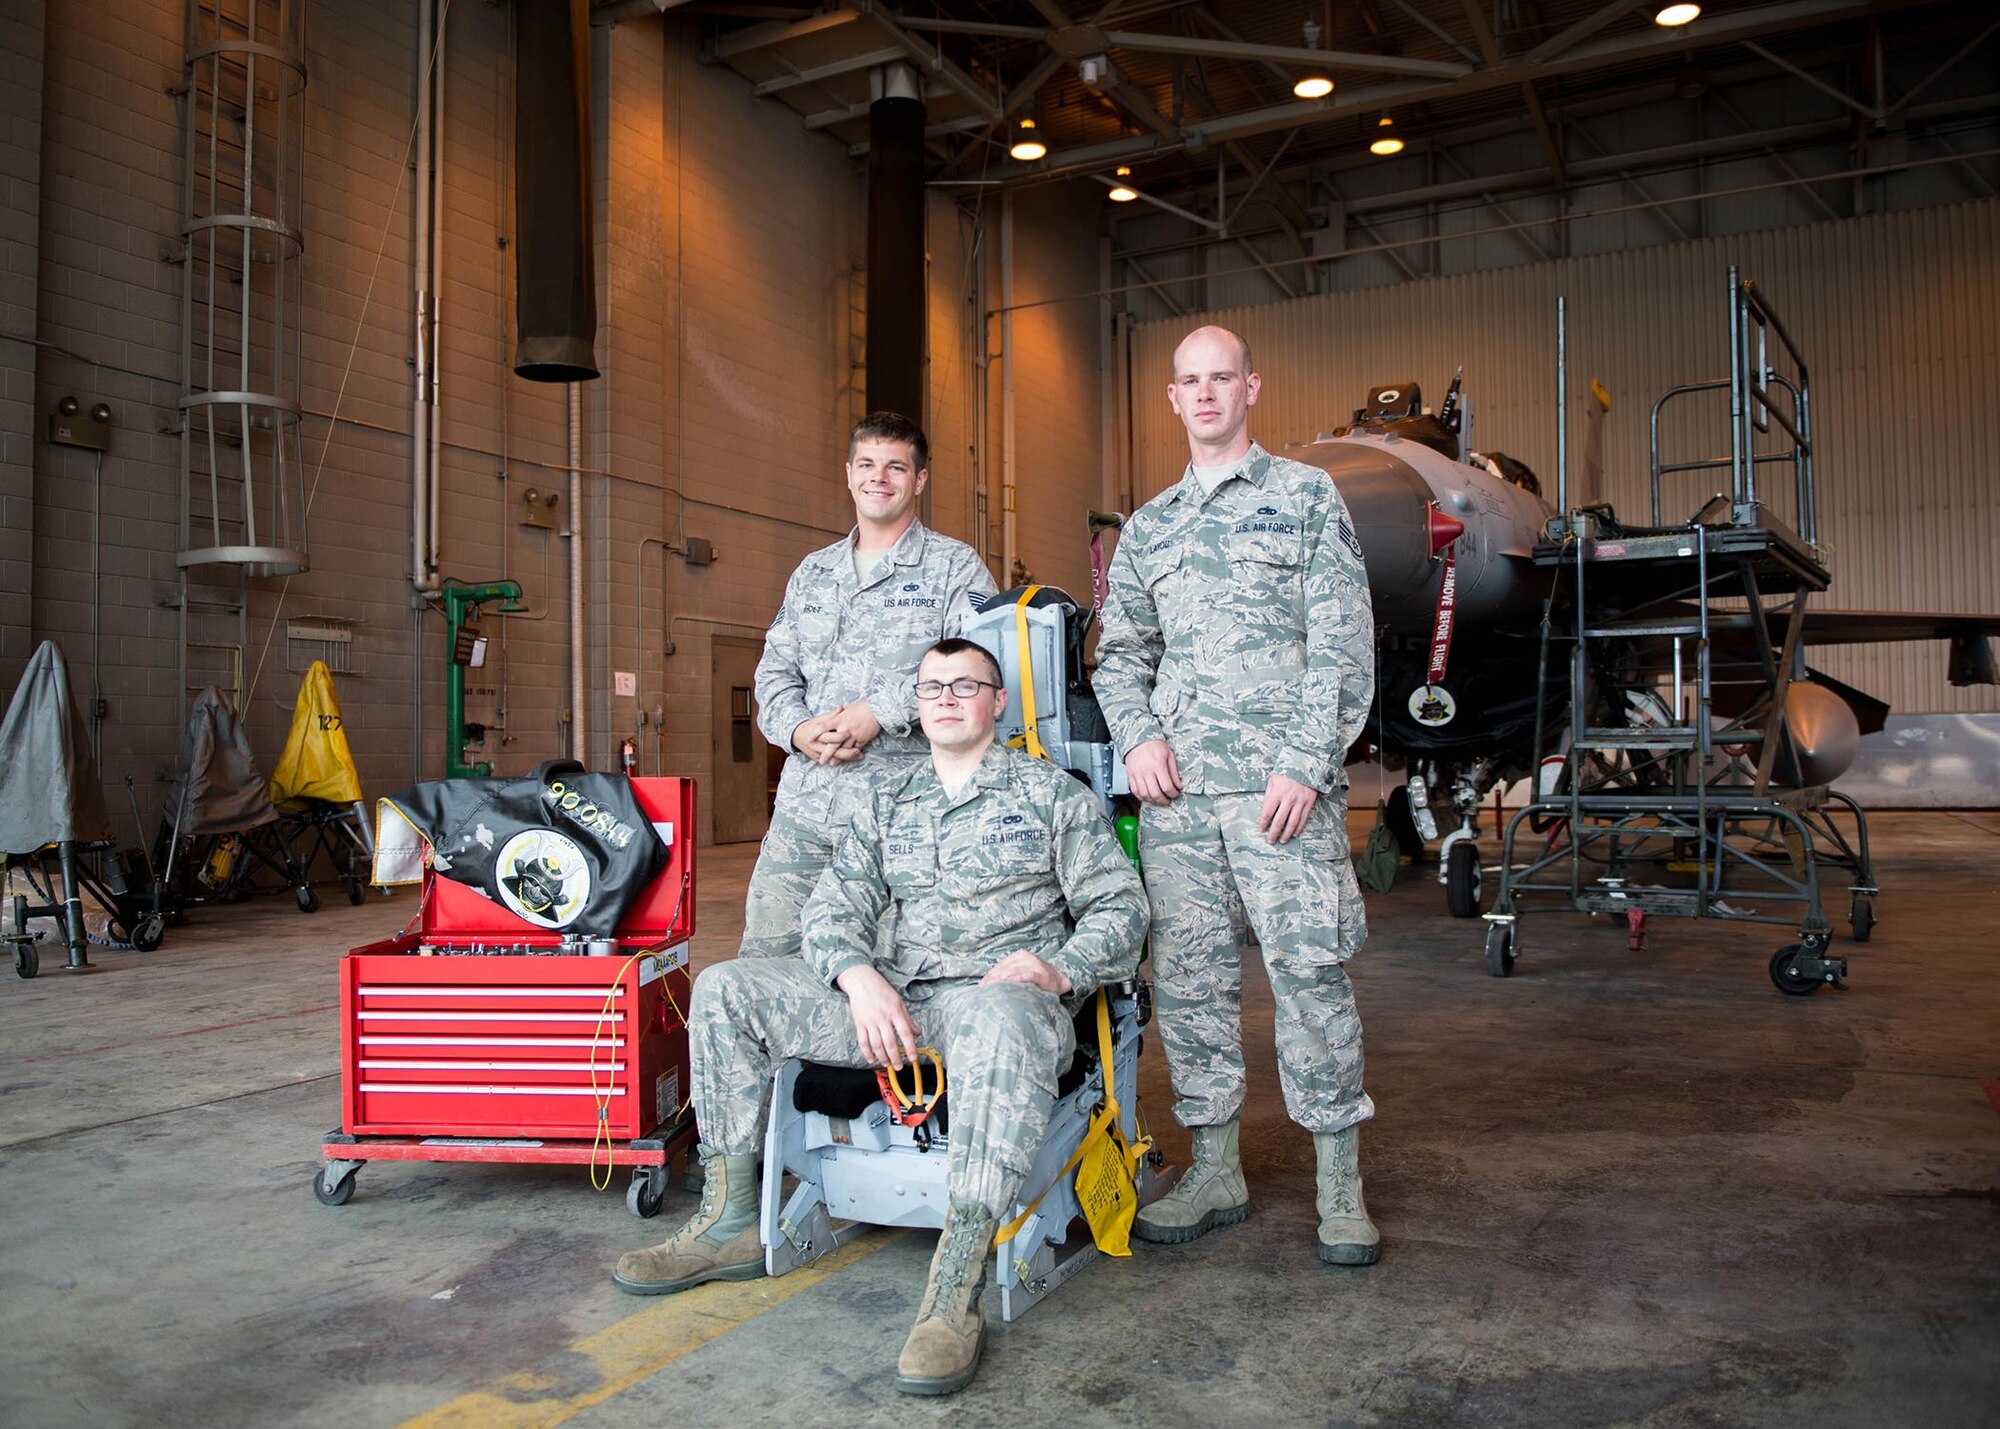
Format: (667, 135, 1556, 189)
(268, 660, 364, 805)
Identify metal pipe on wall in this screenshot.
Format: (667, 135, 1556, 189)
(410, 0, 434, 592)
(427, 0, 447, 581)
(568, 379, 586, 766)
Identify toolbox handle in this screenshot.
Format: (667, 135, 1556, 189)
(529, 759, 586, 784)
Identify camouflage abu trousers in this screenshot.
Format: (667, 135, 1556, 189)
(737, 805, 842, 959)
(1141, 790, 1374, 1134)
(689, 957, 1077, 1220)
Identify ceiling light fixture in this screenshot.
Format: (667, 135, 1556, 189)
(1009, 118, 1047, 162)
(1654, 2, 1701, 25)
(1370, 115, 1403, 156)
(1108, 164, 1137, 202)
(1294, 19, 1333, 101)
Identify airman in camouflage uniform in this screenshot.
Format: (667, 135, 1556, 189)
(615, 640, 1147, 1397)
(745, 412, 996, 960)
(1093, 324, 1382, 1265)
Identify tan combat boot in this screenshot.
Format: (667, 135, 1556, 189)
(893, 1200, 996, 1397)
(1314, 1125, 1381, 1265)
(1131, 1120, 1250, 1244)
(612, 1146, 765, 1295)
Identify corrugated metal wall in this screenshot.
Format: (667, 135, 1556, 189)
(1125, 199, 2000, 717)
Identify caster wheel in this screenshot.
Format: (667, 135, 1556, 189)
(1768, 945, 1821, 996)
(627, 1172, 667, 1219)
(131, 913, 166, 952)
(313, 1167, 358, 1206)
(346, 878, 366, 907)
(1849, 896, 1874, 943)
(15, 943, 37, 979)
(296, 885, 320, 914)
(1484, 922, 1516, 978)
(1445, 842, 1484, 918)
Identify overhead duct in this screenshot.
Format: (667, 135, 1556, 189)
(513, 0, 599, 382)
(865, 63, 926, 423)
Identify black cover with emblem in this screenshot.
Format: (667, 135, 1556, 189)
(383, 761, 666, 936)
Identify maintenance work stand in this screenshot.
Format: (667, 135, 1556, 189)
(1486, 269, 1874, 995)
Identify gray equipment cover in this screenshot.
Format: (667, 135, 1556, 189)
(169, 686, 278, 835)
(0, 641, 114, 854)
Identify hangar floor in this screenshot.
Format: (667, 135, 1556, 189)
(3, 810, 1997, 1426)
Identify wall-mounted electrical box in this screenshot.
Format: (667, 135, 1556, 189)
(519, 487, 560, 529)
(683, 536, 717, 565)
(49, 398, 111, 451)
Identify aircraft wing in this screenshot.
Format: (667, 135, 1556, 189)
(1662, 606, 2000, 686)
(1783, 610, 1999, 685)
(1793, 610, 2000, 646)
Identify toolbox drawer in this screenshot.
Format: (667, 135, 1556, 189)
(340, 944, 690, 1139)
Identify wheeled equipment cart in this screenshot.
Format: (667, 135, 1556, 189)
(315, 775, 698, 1216)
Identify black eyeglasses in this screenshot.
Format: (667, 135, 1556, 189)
(915, 677, 1002, 700)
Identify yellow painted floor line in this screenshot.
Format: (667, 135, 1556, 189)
(402, 1232, 898, 1429)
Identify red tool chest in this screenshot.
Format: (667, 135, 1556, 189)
(316, 776, 700, 1218)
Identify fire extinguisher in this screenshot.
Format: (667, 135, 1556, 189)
(620, 736, 638, 778)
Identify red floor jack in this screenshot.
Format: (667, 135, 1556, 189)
(314, 778, 698, 1218)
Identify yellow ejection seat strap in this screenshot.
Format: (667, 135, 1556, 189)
(995, 988, 1122, 1246)
(1012, 585, 1050, 762)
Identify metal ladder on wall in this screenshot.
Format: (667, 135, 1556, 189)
(1484, 268, 1863, 996)
(168, 1, 310, 731)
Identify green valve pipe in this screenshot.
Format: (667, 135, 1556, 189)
(440, 580, 526, 778)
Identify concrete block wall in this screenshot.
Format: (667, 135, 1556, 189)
(989, 184, 1106, 603)
(27, 0, 188, 825)
(0, 1, 46, 692)
(6, 3, 1119, 846)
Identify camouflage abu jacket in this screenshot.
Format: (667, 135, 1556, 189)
(802, 741, 1149, 1000)
(1093, 442, 1375, 796)
(755, 519, 996, 823)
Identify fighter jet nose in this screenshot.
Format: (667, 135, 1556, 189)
(1427, 506, 1466, 556)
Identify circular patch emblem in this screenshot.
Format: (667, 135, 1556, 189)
(1407, 684, 1457, 727)
(494, 829, 590, 929)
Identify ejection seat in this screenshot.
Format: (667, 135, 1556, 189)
(758, 585, 1157, 1321)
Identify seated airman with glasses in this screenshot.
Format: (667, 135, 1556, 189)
(611, 638, 1149, 1397)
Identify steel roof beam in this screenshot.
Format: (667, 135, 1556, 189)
(1130, 26, 1977, 208)
(895, 16, 1056, 41)
(1379, 0, 1481, 65)
(925, 50, 1069, 175)
(1525, 0, 1644, 65)
(855, 0, 1002, 117)
(1102, 27, 1472, 80)
(1006, 0, 1927, 184)
(704, 5, 860, 61)
(751, 45, 905, 95)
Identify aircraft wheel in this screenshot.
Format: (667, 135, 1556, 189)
(1484, 922, 1515, 978)
(1445, 843, 1484, 918)
(1849, 895, 1874, 943)
(1385, 786, 1424, 861)
(1768, 945, 1821, 996)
